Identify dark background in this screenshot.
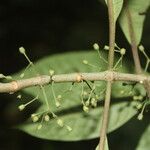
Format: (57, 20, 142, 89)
(0, 0, 149, 150)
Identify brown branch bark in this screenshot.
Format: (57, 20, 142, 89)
(126, 6, 150, 97)
(126, 9, 142, 74)
(0, 71, 149, 93)
(99, 0, 116, 149)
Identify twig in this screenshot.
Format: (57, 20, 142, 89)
(126, 5, 150, 97)
(126, 8, 142, 74)
(0, 71, 149, 93)
(99, 0, 116, 149)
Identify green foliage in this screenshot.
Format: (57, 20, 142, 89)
(105, 0, 123, 22)
(119, 0, 150, 45)
(13, 51, 141, 141)
(102, 0, 149, 45)
(136, 125, 150, 150)
(95, 137, 109, 150)
(1, 0, 149, 149)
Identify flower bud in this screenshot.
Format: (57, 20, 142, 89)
(120, 90, 125, 94)
(83, 91, 88, 96)
(136, 103, 142, 110)
(139, 80, 143, 84)
(83, 60, 88, 64)
(139, 45, 144, 52)
(137, 113, 143, 120)
(57, 119, 64, 127)
(18, 104, 25, 111)
(93, 43, 99, 50)
(49, 70, 54, 76)
(83, 105, 89, 113)
(66, 125, 72, 132)
(85, 101, 90, 106)
(0, 74, 4, 78)
(133, 96, 138, 100)
(104, 45, 109, 50)
(20, 73, 25, 78)
(120, 48, 126, 55)
(57, 95, 62, 99)
(95, 95, 99, 99)
(133, 95, 143, 101)
(56, 101, 60, 108)
(138, 95, 143, 101)
(37, 124, 42, 130)
(17, 94, 22, 99)
(91, 98, 97, 107)
(44, 115, 50, 122)
(5, 76, 12, 80)
(19, 47, 26, 54)
(32, 115, 39, 122)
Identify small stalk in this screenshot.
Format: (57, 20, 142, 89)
(99, 0, 116, 149)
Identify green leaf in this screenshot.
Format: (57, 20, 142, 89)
(119, 0, 150, 45)
(14, 51, 139, 141)
(136, 124, 150, 150)
(95, 137, 109, 150)
(105, 0, 123, 22)
(105, 137, 109, 150)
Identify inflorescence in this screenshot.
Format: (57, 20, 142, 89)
(1, 43, 150, 131)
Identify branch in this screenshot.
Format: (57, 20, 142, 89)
(99, 0, 116, 149)
(0, 71, 149, 93)
(126, 8, 142, 74)
(126, 5, 150, 97)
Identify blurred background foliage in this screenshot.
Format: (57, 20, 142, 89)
(0, 0, 149, 150)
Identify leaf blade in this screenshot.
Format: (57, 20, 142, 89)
(119, 0, 150, 45)
(105, 0, 123, 22)
(136, 124, 150, 150)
